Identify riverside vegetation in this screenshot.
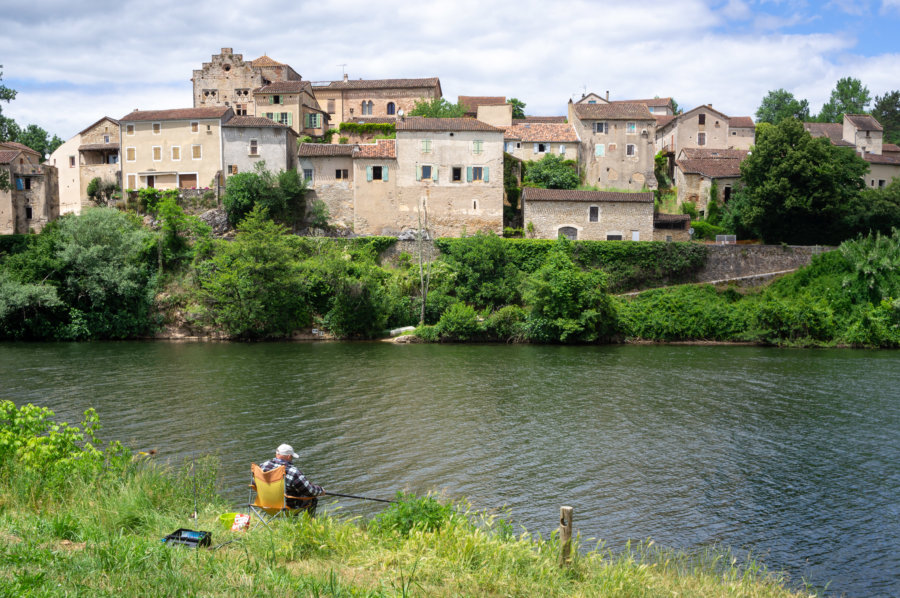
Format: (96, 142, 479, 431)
(0, 200, 898, 346)
(0, 401, 812, 597)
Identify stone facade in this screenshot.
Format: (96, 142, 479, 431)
(656, 105, 733, 156)
(0, 144, 58, 234)
(697, 244, 830, 283)
(805, 114, 900, 187)
(311, 76, 441, 127)
(47, 116, 120, 214)
(569, 101, 657, 191)
(502, 122, 580, 163)
(522, 188, 654, 241)
(223, 116, 298, 178)
(674, 148, 747, 213)
(298, 148, 356, 229)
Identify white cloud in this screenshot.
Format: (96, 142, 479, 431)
(0, 0, 898, 138)
(882, 0, 900, 13)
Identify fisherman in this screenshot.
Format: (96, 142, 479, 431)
(259, 443, 324, 515)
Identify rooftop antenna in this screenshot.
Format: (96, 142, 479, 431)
(337, 63, 348, 77)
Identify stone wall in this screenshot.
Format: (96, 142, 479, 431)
(696, 244, 831, 283)
(524, 199, 653, 241)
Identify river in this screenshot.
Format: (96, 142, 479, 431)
(1, 341, 897, 596)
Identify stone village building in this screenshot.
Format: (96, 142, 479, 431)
(655, 104, 755, 158)
(0, 142, 58, 234)
(47, 116, 120, 214)
(502, 121, 580, 163)
(522, 188, 655, 241)
(673, 148, 748, 214)
(299, 117, 504, 237)
(313, 76, 442, 128)
(804, 114, 900, 189)
(222, 116, 298, 178)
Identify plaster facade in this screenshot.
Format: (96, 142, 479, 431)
(311, 76, 441, 127)
(47, 117, 120, 213)
(223, 117, 297, 177)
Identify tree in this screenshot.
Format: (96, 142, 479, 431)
(733, 118, 868, 244)
(818, 77, 871, 123)
(222, 162, 307, 227)
(670, 98, 680, 115)
(872, 90, 900, 145)
(408, 97, 466, 118)
(507, 98, 526, 119)
(522, 154, 579, 189)
(86, 177, 119, 207)
(0, 65, 18, 143)
(755, 88, 810, 124)
(16, 124, 63, 157)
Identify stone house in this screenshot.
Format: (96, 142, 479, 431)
(0, 142, 59, 234)
(575, 92, 609, 105)
(311, 75, 441, 128)
(192, 48, 302, 117)
(521, 188, 654, 241)
(502, 122, 580, 162)
(253, 80, 328, 138)
(459, 96, 513, 127)
(674, 148, 748, 214)
(656, 104, 734, 157)
(298, 143, 357, 229)
(119, 106, 233, 191)
(804, 114, 900, 188)
(222, 116, 298, 178)
(47, 116, 120, 214)
(613, 97, 675, 117)
(652, 213, 691, 242)
(568, 100, 657, 191)
(727, 116, 755, 150)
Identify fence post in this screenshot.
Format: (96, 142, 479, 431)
(559, 505, 573, 567)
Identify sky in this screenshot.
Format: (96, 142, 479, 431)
(1, 0, 899, 140)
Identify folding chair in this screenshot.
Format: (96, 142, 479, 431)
(248, 463, 311, 530)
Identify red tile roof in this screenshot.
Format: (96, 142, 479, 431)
(655, 115, 676, 127)
(120, 107, 231, 122)
(223, 115, 290, 128)
(0, 149, 21, 164)
(251, 55, 285, 67)
(78, 143, 120, 152)
(298, 143, 356, 157)
(347, 117, 396, 124)
(502, 123, 579, 143)
(862, 152, 900, 165)
(846, 114, 882, 131)
(676, 158, 743, 178)
(396, 117, 502, 132)
(654, 213, 691, 226)
(613, 97, 673, 108)
(883, 143, 900, 153)
(680, 148, 748, 160)
(313, 77, 440, 91)
(355, 139, 396, 159)
(458, 96, 507, 112)
(0, 141, 40, 155)
(522, 188, 653, 203)
(254, 81, 313, 94)
(729, 116, 755, 128)
(572, 103, 653, 120)
(804, 122, 854, 146)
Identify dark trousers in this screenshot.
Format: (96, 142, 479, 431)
(287, 496, 318, 516)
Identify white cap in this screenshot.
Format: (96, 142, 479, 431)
(276, 444, 299, 458)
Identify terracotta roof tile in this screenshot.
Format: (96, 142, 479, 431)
(676, 158, 743, 178)
(347, 117, 395, 124)
(846, 114, 882, 131)
(298, 143, 356, 157)
(313, 77, 440, 91)
(882, 143, 900, 153)
(458, 96, 506, 112)
(502, 123, 579, 143)
(251, 55, 285, 67)
(654, 213, 691, 225)
(0, 149, 20, 164)
(572, 103, 653, 120)
(120, 107, 231, 122)
(0, 141, 40, 155)
(729, 116, 755, 128)
(522, 188, 653, 203)
(613, 97, 673, 108)
(223, 115, 290, 128)
(254, 81, 312, 94)
(804, 122, 854, 146)
(863, 152, 900, 165)
(78, 143, 120, 152)
(513, 116, 567, 124)
(396, 117, 502, 132)
(355, 139, 396, 159)
(655, 115, 675, 127)
(680, 148, 748, 160)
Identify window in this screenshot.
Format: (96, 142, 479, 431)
(473, 140, 484, 154)
(594, 144, 605, 157)
(534, 143, 547, 153)
(171, 146, 181, 160)
(588, 100, 597, 104)
(626, 122, 636, 134)
(235, 104, 247, 116)
(452, 167, 462, 182)
(229, 165, 239, 175)
(698, 114, 706, 125)
(306, 113, 321, 128)
(559, 226, 577, 240)
(327, 99, 335, 114)
(594, 122, 608, 134)
(303, 168, 313, 181)
(732, 131, 737, 135)
(631, 230, 640, 241)
(879, 179, 886, 188)
(191, 122, 199, 133)
(589, 206, 599, 222)
(468, 166, 488, 182)
(68, 155, 75, 168)
(126, 124, 135, 136)
(724, 186, 732, 201)
(14, 178, 23, 191)
(152, 146, 162, 161)
(152, 123, 161, 135)
(419, 165, 433, 180)
(609, 143, 617, 151)
(387, 102, 396, 115)
(697, 132, 706, 146)
(560, 145, 566, 154)
(126, 147, 136, 161)
(361, 100, 374, 115)
(626, 144, 636, 157)
(367, 165, 388, 181)
(24, 178, 31, 190)
(191, 145, 202, 160)
(249, 139, 258, 156)
(421, 139, 432, 153)
(127, 174, 136, 189)
(271, 95, 282, 105)
(103, 135, 110, 143)
(335, 169, 349, 179)
(607, 234, 623, 241)
(25, 206, 32, 220)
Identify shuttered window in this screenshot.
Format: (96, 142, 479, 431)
(192, 145, 202, 160)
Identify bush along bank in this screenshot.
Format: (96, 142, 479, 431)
(0, 402, 810, 597)
(1, 204, 897, 347)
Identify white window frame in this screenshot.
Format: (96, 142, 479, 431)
(626, 122, 636, 134)
(191, 144, 202, 160)
(103, 135, 110, 143)
(594, 122, 608, 134)
(303, 168, 313, 182)
(125, 147, 136, 162)
(560, 144, 566, 154)
(249, 139, 259, 156)
(171, 146, 181, 161)
(152, 146, 162, 162)
(594, 143, 605, 157)
(152, 122, 161, 135)
(626, 144, 636, 157)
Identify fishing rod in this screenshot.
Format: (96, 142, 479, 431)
(324, 492, 395, 504)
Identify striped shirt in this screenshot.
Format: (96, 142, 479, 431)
(260, 457, 323, 497)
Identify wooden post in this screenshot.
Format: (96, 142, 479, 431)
(559, 505, 573, 567)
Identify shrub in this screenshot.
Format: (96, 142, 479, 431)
(436, 302, 480, 341)
(414, 324, 439, 342)
(368, 492, 455, 537)
(484, 305, 527, 341)
(691, 220, 726, 241)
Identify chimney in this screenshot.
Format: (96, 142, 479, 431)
(606, 90, 609, 101)
(343, 73, 349, 82)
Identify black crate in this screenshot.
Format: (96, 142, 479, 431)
(162, 528, 211, 548)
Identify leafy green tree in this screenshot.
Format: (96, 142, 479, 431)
(222, 163, 306, 227)
(818, 77, 871, 123)
(755, 88, 810, 124)
(844, 177, 900, 237)
(154, 194, 212, 270)
(86, 177, 120, 207)
(872, 90, 900, 144)
(0, 65, 17, 143)
(522, 154, 579, 189)
(839, 228, 900, 303)
(16, 124, 62, 157)
(734, 118, 868, 244)
(197, 206, 309, 338)
(408, 97, 466, 118)
(507, 98, 526, 119)
(670, 98, 680, 115)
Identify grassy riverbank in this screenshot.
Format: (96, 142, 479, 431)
(0, 403, 811, 597)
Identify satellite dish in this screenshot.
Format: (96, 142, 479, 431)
(397, 108, 404, 117)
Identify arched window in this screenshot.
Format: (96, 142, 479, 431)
(361, 100, 367, 115)
(387, 102, 396, 115)
(367, 100, 374, 115)
(558, 227, 577, 240)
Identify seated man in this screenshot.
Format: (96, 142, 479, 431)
(259, 443, 324, 515)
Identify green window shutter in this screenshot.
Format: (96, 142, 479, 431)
(466, 166, 473, 182)
(383, 166, 389, 181)
(288, 113, 293, 126)
(433, 167, 439, 181)
(305, 114, 310, 128)
(483, 167, 489, 183)
(269, 96, 273, 105)
(416, 166, 421, 181)
(367, 166, 373, 182)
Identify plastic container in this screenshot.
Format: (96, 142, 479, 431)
(219, 513, 237, 530)
(161, 528, 211, 548)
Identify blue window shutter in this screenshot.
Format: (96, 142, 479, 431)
(483, 167, 490, 183)
(383, 166, 388, 181)
(416, 166, 421, 181)
(366, 166, 373, 182)
(15, 178, 24, 190)
(466, 167, 473, 182)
